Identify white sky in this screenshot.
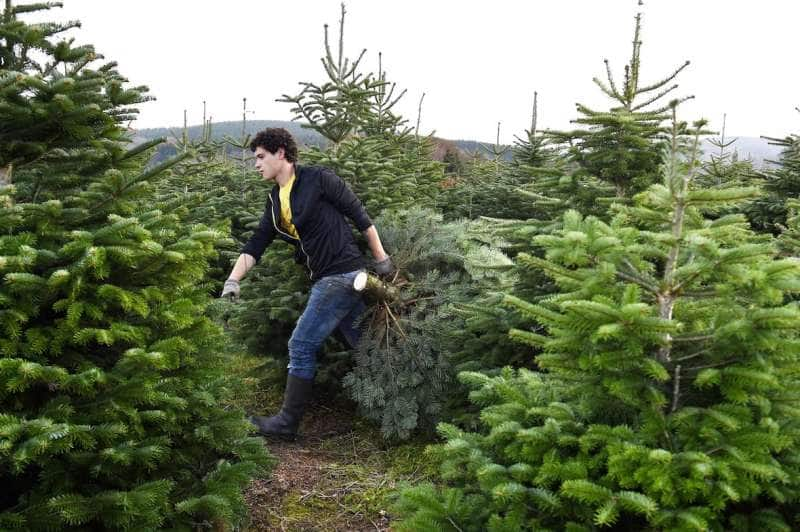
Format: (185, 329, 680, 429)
(31, 0, 800, 143)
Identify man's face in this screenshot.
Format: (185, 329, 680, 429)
(254, 146, 283, 181)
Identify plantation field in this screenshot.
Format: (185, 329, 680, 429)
(3, 2, 800, 531)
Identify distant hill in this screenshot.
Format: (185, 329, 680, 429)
(132, 120, 785, 168)
(132, 120, 327, 149)
(132, 120, 511, 161)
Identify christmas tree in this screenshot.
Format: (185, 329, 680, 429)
(291, 92, 443, 216)
(695, 114, 758, 191)
(745, 110, 800, 234)
(778, 199, 800, 257)
(547, 12, 692, 198)
(437, 11, 703, 414)
(395, 104, 800, 530)
(280, 4, 444, 215)
(342, 208, 513, 439)
(0, 3, 269, 529)
(441, 94, 564, 222)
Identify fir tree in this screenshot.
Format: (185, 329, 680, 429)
(280, 3, 443, 215)
(438, 151, 498, 220)
(778, 199, 800, 257)
(745, 109, 800, 234)
(436, 14, 702, 414)
(396, 104, 800, 530)
(440, 119, 547, 221)
(342, 208, 513, 439)
(279, 3, 379, 146)
(547, 12, 692, 198)
(695, 114, 757, 190)
(690, 114, 762, 228)
(509, 94, 555, 183)
(434, 99, 570, 411)
(0, 3, 270, 529)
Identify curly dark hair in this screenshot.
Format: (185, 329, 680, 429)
(249, 127, 298, 163)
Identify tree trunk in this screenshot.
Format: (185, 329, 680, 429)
(353, 271, 400, 303)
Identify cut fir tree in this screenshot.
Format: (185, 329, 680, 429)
(343, 208, 513, 440)
(395, 102, 800, 531)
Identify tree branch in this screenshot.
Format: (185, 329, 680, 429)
(674, 347, 711, 362)
(684, 359, 739, 372)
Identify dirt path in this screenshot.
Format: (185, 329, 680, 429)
(243, 400, 399, 531)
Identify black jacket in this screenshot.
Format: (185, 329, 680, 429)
(241, 164, 373, 281)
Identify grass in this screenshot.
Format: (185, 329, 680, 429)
(221, 351, 441, 531)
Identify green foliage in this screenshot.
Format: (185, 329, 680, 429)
(223, 4, 446, 412)
(0, 6, 146, 175)
(692, 124, 763, 231)
(396, 105, 800, 530)
(278, 4, 384, 145)
(695, 131, 759, 191)
(441, 95, 561, 222)
(345, 208, 508, 440)
(278, 4, 444, 216)
(0, 4, 270, 529)
(430, 14, 708, 441)
(778, 199, 800, 256)
(547, 13, 692, 198)
(225, 244, 310, 360)
(436, 17, 695, 398)
(745, 114, 800, 234)
(301, 129, 444, 216)
(393, 483, 488, 532)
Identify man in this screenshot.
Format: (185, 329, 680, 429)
(221, 128, 393, 440)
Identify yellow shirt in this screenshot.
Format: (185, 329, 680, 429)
(279, 174, 299, 239)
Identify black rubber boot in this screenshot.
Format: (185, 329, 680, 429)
(250, 374, 313, 441)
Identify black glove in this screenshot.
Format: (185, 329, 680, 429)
(221, 279, 240, 301)
(374, 256, 395, 277)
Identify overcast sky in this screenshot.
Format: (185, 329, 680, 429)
(33, 0, 800, 143)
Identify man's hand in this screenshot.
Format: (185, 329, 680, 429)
(374, 256, 395, 278)
(221, 279, 240, 300)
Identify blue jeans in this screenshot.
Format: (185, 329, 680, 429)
(287, 269, 366, 380)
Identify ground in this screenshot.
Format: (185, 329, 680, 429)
(229, 355, 436, 531)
